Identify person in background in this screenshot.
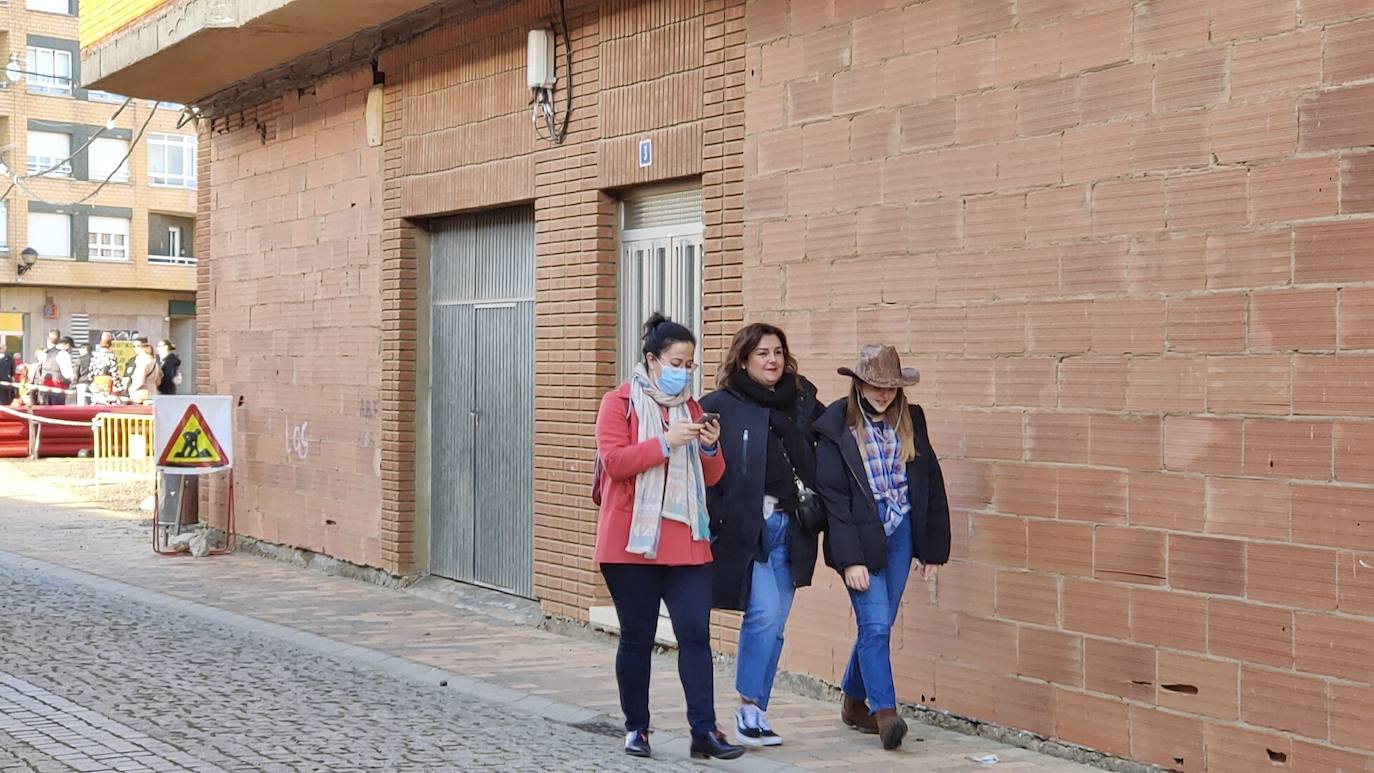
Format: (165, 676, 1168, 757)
(38, 338, 76, 406)
(813, 345, 951, 752)
(123, 337, 147, 394)
(0, 344, 14, 406)
(8, 354, 23, 406)
(26, 349, 46, 406)
(127, 340, 161, 404)
(594, 313, 741, 762)
(156, 340, 182, 395)
(701, 323, 825, 748)
(89, 333, 120, 404)
(74, 342, 93, 406)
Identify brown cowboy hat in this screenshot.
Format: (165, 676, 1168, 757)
(837, 344, 920, 388)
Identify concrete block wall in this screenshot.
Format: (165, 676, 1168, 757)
(200, 77, 386, 567)
(744, 0, 1374, 770)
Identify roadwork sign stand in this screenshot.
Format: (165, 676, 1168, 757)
(152, 396, 236, 557)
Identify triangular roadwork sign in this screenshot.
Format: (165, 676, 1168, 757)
(157, 405, 228, 468)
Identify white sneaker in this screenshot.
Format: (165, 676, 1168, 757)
(736, 704, 783, 747)
(756, 711, 783, 747)
(735, 705, 766, 748)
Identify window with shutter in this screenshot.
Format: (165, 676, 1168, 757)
(89, 138, 130, 182)
(26, 131, 72, 177)
(617, 181, 705, 385)
(28, 212, 71, 258)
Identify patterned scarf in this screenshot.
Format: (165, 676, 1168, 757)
(625, 364, 711, 559)
(857, 414, 910, 537)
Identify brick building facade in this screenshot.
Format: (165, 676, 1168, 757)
(84, 0, 1374, 769)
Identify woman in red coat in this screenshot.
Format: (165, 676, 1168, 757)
(594, 313, 742, 762)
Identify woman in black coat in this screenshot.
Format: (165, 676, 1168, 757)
(701, 323, 824, 749)
(156, 340, 182, 395)
(813, 344, 951, 752)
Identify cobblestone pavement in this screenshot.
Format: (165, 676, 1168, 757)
(0, 460, 1097, 773)
(0, 559, 699, 773)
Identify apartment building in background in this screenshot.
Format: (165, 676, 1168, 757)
(0, 0, 196, 385)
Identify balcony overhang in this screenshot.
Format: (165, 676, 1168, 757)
(82, 0, 488, 109)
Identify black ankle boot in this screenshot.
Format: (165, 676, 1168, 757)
(690, 729, 745, 760)
(624, 730, 651, 758)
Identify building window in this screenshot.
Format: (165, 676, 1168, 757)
(89, 137, 130, 182)
(27, 212, 71, 259)
(26, 130, 72, 177)
(147, 133, 196, 188)
(26, 0, 72, 14)
(0, 202, 7, 253)
(148, 213, 195, 265)
(25, 46, 72, 96)
(617, 183, 705, 385)
(87, 216, 130, 261)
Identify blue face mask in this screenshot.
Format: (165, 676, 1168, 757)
(656, 364, 691, 396)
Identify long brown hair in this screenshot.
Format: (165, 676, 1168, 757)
(846, 378, 918, 463)
(716, 323, 799, 389)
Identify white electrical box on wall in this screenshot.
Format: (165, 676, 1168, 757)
(527, 29, 556, 89)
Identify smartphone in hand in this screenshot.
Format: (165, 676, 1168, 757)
(699, 412, 721, 425)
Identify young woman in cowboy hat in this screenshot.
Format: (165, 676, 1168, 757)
(812, 344, 952, 750)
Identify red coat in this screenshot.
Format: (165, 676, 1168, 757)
(594, 380, 725, 566)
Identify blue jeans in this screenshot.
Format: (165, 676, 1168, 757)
(841, 514, 914, 713)
(734, 511, 794, 711)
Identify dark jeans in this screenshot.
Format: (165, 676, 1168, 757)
(600, 562, 716, 736)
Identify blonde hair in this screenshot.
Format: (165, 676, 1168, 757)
(846, 378, 918, 463)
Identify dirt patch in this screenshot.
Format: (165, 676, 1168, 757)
(7, 458, 154, 514)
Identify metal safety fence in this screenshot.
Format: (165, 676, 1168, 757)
(92, 412, 155, 480)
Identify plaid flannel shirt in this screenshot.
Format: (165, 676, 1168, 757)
(857, 415, 910, 537)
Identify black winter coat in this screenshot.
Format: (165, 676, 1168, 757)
(702, 376, 825, 611)
(814, 398, 952, 573)
(157, 354, 181, 395)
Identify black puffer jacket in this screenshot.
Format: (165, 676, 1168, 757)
(702, 376, 825, 611)
(813, 398, 951, 573)
(157, 354, 181, 395)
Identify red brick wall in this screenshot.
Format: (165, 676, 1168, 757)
(375, 0, 745, 614)
(746, 0, 1374, 769)
(203, 0, 745, 602)
(202, 75, 387, 567)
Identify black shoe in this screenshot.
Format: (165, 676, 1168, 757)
(690, 730, 745, 760)
(624, 730, 651, 758)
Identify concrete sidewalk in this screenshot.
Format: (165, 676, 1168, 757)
(0, 461, 1097, 772)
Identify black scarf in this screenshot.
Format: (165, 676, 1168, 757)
(729, 370, 808, 512)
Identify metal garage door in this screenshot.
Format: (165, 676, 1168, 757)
(428, 207, 535, 597)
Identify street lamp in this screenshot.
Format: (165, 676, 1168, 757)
(17, 247, 38, 277)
